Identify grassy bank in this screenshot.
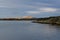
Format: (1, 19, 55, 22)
(32, 16, 60, 25)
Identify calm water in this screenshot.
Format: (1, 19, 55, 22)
(0, 21, 60, 40)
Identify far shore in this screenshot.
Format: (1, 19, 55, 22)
(0, 16, 60, 25)
(32, 16, 60, 25)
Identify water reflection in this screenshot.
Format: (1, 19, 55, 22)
(0, 21, 60, 40)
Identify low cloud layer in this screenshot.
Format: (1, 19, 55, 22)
(26, 7, 58, 14)
(26, 11, 40, 14)
(39, 8, 57, 12)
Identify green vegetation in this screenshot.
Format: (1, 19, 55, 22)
(33, 16, 60, 25)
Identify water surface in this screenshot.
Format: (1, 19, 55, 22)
(0, 21, 60, 40)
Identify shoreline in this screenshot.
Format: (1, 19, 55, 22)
(32, 16, 60, 25)
(32, 21, 60, 25)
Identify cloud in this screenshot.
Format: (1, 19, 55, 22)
(0, 0, 54, 9)
(26, 7, 58, 14)
(0, 0, 26, 8)
(32, 2, 53, 6)
(26, 11, 40, 14)
(39, 8, 57, 12)
(0, 0, 38, 8)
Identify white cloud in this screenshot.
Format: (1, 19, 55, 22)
(39, 8, 57, 12)
(26, 7, 58, 14)
(26, 11, 40, 14)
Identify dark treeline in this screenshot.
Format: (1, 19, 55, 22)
(32, 16, 60, 25)
(0, 16, 60, 25)
(0, 17, 51, 21)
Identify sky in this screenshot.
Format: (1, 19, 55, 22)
(0, 0, 60, 18)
